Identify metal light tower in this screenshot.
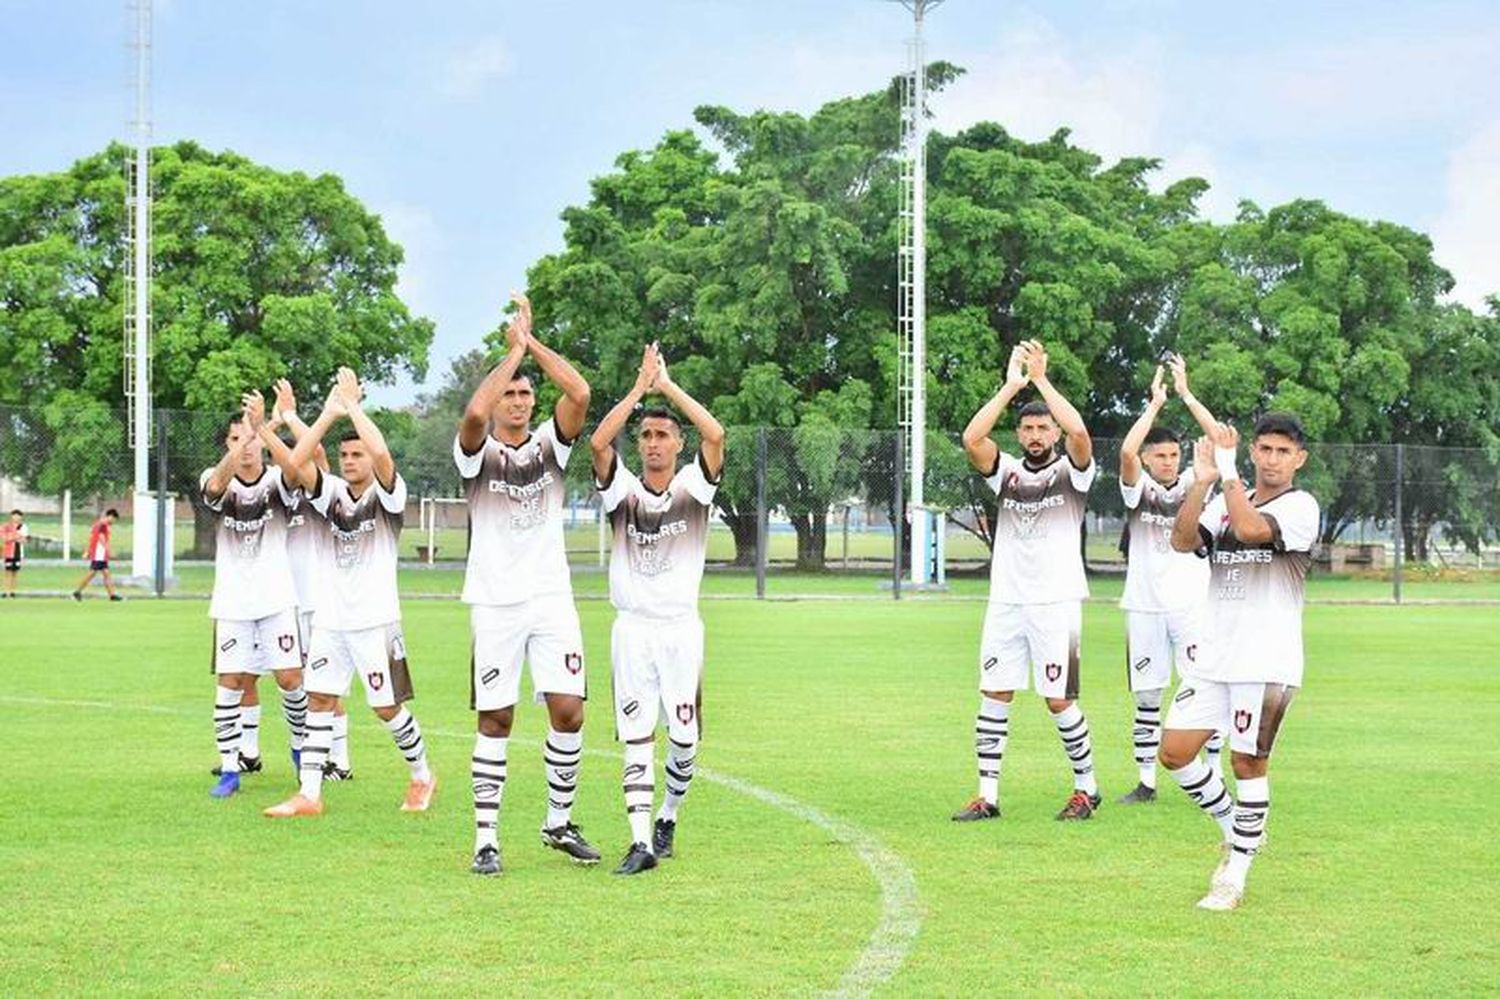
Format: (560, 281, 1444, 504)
(893, 0, 942, 586)
(125, 0, 159, 582)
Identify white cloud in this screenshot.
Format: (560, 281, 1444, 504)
(439, 34, 512, 100)
(374, 201, 443, 319)
(1431, 121, 1500, 309)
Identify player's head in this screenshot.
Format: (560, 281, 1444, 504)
(8, 509, 21, 524)
(1250, 412, 1308, 488)
(1140, 426, 1182, 483)
(337, 429, 375, 487)
(1015, 400, 1060, 460)
(636, 407, 684, 474)
(491, 370, 538, 435)
(104, 509, 119, 522)
(222, 413, 264, 472)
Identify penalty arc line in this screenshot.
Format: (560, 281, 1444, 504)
(0, 695, 921, 996)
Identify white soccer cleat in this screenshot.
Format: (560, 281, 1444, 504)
(1211, 843, 1231, 886)
(1196, 881, 1243, 911)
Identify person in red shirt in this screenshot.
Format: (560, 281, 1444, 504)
(2, 509, 28, 598)
(72, 509, 122, 601)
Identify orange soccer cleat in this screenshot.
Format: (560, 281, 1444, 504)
(400, 774, 437, 813)
(263, 794, 324, 819)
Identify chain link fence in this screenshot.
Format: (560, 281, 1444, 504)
(3, 404, 1497, 600)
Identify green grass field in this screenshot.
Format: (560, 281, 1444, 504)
(2, 595, 1497, 994)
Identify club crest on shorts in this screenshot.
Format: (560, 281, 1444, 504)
(675, 703, 695, 725)
(564, 652, 583, 675)
(1234, 708, 1253, 733)
(278, 634, 294, 653)
(1044, 663, 1062, 683)
(367, 671, 385, 691)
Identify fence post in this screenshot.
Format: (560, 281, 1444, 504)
(61, 489, 72, 561)
(1393, 443, 1404, 605)
(755, 428, 768, 600)
(893, 431, 904, 601)
(154, 410, 169, 597)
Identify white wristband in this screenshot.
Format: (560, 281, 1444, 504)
(279, 410, 297, 426)
(1214, 447, 1240, 482)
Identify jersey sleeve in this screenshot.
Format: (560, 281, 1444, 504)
(677, 452, 719, 506)
(540, 418, 573, 471)
(308, 470, 338, 516)
(453, 433, 486, 480)
(1119, 475, 1145, 510)
(1265, 491, 1320, 553)
(269, 466, 298, 508)
(982, 452, 1019, 496)
(596, 453, 639, 514)
(1068, 457, 1098, 493)
(199, 468, 225, 511)
(375, 473, 408, 515)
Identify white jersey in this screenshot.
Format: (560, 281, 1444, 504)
(284, 491, 323, 615)
(1119, 468, 1211, 612)
(200, 466, 298, 621)
(308, 470, 407, 632)
(455, 418, 574, 607)
(598, 451, 718, 620)
(1189, 487, 1319, 686)
(984, 452, 1097, 605)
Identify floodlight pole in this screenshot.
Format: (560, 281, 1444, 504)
(126, 0, 160, 583)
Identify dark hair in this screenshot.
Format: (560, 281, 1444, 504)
(508, 366, 537, 386)
(638, 407, 683, 433)
(1254, 412, 1307, 447)
(105, 508, 120, 519)
(1017, 400, 1053, 420)
(9, 509, 21, 516)
(221, 413, 246, 439)
(339, 429, 362, 444)
(1142, 427, 1180, 447)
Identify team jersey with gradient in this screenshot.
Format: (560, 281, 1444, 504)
(598, 452, 718, 619)
(1119, 468, 1210, 612)
(199, 466, 298, 621)
(1190, 487, 1319, 686)
(308, 471, 406, 631)
(454, 418, 574, 607)
(284, 491, 325, 615)
(984, 451, 1097, 605)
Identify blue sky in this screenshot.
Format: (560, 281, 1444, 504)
(4, 0, 1497, 406)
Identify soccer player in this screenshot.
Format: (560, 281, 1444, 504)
(952, 340, 1103, 822)
(591, 344, 725, 876)
(71, 509, 122, 601)
(261, 368, 436, 819)
(1115, 355, 1225, 803)
(201, 409, 310, 798)
(1161, 414, 1319, 911)
(457, 293, 597, 876)
(2, 510, 27, 597)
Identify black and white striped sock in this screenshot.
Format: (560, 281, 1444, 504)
(213, 686, 243, 775)
(659, 736, 697, 822)
(384, 707, 430, 782)
(299, 710, 333, 800)
(544, 729, 582, 829)
(1225, 776, 1269, 889)
(281, 686, 308, 751)
(1133, 689, 1164, 789)
(623, 741, 655, 848)
(1052, 703, 1098, 796)
(1168, 757, 1234, 840)
(472, 734, 507, 852)
(975, 698, 1009, 805)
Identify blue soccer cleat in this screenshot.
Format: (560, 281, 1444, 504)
(210, 771, 241, 798)
(290, 747, 301, 772)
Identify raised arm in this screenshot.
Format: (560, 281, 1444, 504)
(244, 390, 315, 492)
(202, 431, 248, 500)
(274, 378, 329, 473)
(459, 294, 530, 454)
(1211, 422, 1276, 544)
(654, 351, 725, 480)
(591, 344, 658, 484)
(520, 295, 591, 442)
(283, 386, 345, 488)
(1024, 340, 1092, 469)
(1171, 437, 1219, 552)
(962, 344, 1030, 473)
(336, 368, 397, 492)
(1120, 365, 1167, 487)
(1168, 353, 1219, 438)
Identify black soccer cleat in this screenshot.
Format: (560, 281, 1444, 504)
(653, 818, 676, 859)
(322, 762, 354, 782)
(71, 591, 82, 602)
(471, 844, 502, 877)
(109, 594, 123, 602)
(1056, 790, 1103, 821)
(612, 842, 658, 876)
(951, 796, 1001, 822)
(540, 822, 601, 865)
(1117, 783, 1157, 805)
(210, 753, 263, 777)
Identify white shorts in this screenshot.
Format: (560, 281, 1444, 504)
(295, 610, 315, 667)
(1124, 607, 1204, 693)
(470, 595, 587, 712)
(979, 600, 1081, 699)
(611, 613, 704, 743)
(304, 623, 413, 709)
(1165, 678, 1297, 757)
(213, 609, 302, 677)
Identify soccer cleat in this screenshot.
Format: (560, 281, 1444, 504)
(400, 774, 437, 812)
(471, 844, 502, 877)
(263, 793, 324, 818)
(653, 818, 677, 859)
(1212, 843, 1232, 885)
(951, 796, 1000, 822)
(290, 747, 301, 772)
(612, 842, 658, 876)
(109, 594, 123, 602)
(1196, 881, 1244, 911)
(71, 591, 82, 602)
(322, 762, 354, 782)
(211, 753, 263, 777)
(540, 822, 602, 864)
(209, 771, 241, 799)
(1117, 783, 1157, 805)
(1055, 790, 1103, 821)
